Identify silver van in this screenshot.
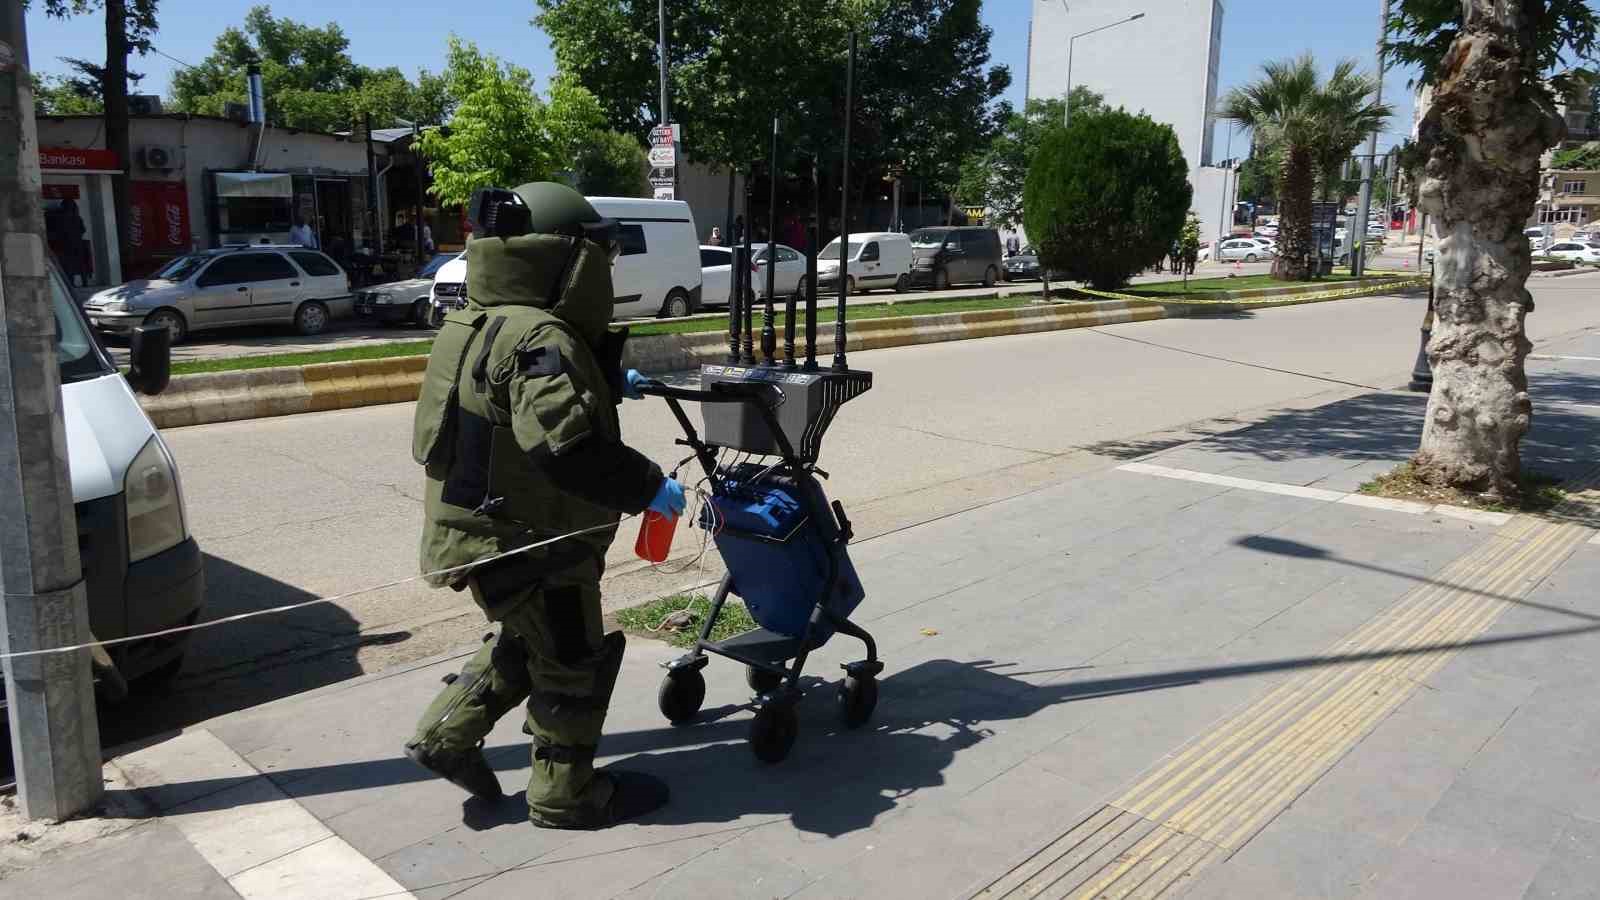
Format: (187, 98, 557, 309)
(83, 245, 353, 344)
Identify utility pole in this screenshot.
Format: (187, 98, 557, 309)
(657, 0, 676, 202)
(1351, 0, 1391, 276)
(1, 2, 106, 822)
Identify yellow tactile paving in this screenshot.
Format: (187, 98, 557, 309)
(974, 467, 1600, 899)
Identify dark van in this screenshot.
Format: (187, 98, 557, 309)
(906, 226, 1004, 290)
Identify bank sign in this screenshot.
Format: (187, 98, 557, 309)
(39, 147, 122, 172)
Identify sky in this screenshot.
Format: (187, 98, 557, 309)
(23, 0, 1419, 155)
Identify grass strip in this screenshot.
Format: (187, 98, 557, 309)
(614, 593, 758, 648)
(169, 293, 1047, 375)
(171, 339, 435, 376)
(1123, 274, 1362, 296)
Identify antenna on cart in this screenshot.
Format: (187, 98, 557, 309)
(803, 155, 819, 371)
(762, 117, 779, 367)
(741, 174, 756, 365)
(833, 31, 857, 373)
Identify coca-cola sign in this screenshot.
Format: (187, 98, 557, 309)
(127, 181, 191, 256)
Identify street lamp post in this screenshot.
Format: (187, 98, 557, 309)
(1063, 10, 1146, 127)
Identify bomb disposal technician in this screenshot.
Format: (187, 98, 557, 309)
(405, 183, 686, 829)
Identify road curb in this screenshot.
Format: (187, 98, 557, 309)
(140, 300, 1162, 429)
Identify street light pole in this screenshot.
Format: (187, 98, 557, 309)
(657, 0, 670, 124)
(0, 2, 105, 822)
(1063, 11, 1146, 127)
(1351, 0, 1391, 276)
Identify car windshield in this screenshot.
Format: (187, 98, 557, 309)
(909, 229, 949, 249)
(818, 240, 844, 260)
(51, 262, 112, 384)
(155, 254, 210, 282)
(417, 252, 459, 280)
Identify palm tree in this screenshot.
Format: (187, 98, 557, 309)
(1219, 55, 1391, 281)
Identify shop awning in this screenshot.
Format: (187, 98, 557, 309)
(214, 172, 294, 198)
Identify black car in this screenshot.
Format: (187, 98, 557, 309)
(1004, 246, 1042, 280)
(906, 226, 1004, 290)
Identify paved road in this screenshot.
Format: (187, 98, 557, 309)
(101, 260, 1277, 366)
(96, 272, 1600, 746)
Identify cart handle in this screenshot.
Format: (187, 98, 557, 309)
(635, 378, 784, 409)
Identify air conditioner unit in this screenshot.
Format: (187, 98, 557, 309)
(128, 94, 163, 116)
(138, 144, 180, 171)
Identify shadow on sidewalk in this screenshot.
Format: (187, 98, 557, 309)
(1082, 368, 1600, 483)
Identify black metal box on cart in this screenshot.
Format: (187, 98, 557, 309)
(698, 364, 872, 462)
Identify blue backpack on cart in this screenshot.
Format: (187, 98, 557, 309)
(701, 464, 864, 643)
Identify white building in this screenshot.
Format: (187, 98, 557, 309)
(1026, 0, 1235, 243)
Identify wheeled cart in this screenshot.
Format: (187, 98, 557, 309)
(637, 372, 881, 763)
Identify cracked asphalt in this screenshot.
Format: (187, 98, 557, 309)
(96, 271, 1600, 749)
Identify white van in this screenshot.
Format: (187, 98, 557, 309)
(14, 257, 204, 704)
(815, 232, 913, 294)
(589, 197, 702, 318)
(428, 196, 704, 320)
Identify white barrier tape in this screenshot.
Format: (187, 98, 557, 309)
(0, 519, 633, 661)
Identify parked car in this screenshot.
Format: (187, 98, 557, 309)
(355, 252, 460, 327)
(1004, 245, 1044, 280)
(815, 232, 913, 293)
(700, 245, 735, 308)
(1254, 223, 1280, 239)
(745, 242, 807, 301)
(1541, 241, 1600, 263)
(429, 196, 705, 321)
(906, 226, 1004, 290)
(83, 245, 353, 343)
(39, 253, 203, 696)
(1215, 237, 1275, 262)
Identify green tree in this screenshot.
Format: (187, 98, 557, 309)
(573, 130, 650, 197)
(1551, 141, 1600, 168)
(1387, 0, 1599, 499)
(1311, 61, 1394, 202)
(170, 6, 447, 132)
(1219, 55, 1390, 281)
(956, 87, 1105, 230)
(1023, 108, 1192, 291)
(1232, 153, 1276, 206)
(417, 39, 640, 205)
(32, 71, 106, 115)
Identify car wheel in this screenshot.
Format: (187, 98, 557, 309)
(295, 301, 330, 336)
(429, 305, 446, 328)
(796, 276, 810, 299)
(933, 268, 949, 291)
(658, 288, 692, 319)
(144, 308, 188, 345)
(846, 275, 857, 295)
(1245, 253, 1259, 262)
(412, 299, 431, 327)
(893, 274, 907, 293)
(982, 265, 998, 287)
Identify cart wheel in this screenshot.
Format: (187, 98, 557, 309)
(658, 668, 706, 725)
(836, 675, 878, 729)
(746, 665, 783, 695)
(749, 702, 799, 763)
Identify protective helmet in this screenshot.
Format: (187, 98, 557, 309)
(512, 182, 603, 234)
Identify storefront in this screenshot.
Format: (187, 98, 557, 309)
(39, 147, 122, 288)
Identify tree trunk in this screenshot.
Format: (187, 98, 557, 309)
(104, 0, 132, 274)
(1274, 144, 1314, 280)
(1411, 1, 1560, 501)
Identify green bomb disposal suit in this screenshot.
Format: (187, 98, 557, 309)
(406, 183, 670, 829)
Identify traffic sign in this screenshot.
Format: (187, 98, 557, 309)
(653, 186, 676, 201)
(649, 124, 679, 146)
(648, 145, 676, 168)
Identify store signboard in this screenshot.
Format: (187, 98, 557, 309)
(39, 146, 121, 172)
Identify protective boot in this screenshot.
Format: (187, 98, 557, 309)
(524, 632, 665, 828)
(405, 631, 531, 801)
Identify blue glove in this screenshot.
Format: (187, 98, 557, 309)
(648, 477, 686, 517)
(622, 368, 647, 400)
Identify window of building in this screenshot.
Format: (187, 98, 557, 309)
(617, 224, 648, 256)
(1563, 180, 1587, 194)
(1537, 205, 1588, 224)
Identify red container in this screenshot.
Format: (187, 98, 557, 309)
(634, 510, 678, 563)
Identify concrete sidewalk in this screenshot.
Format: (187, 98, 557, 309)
(7, 343, 1600, 899)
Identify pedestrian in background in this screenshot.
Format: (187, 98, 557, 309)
(708, 226, 723, 246)
(289, 215, 318, 249)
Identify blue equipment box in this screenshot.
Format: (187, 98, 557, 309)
(701, 465, 864, 641)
